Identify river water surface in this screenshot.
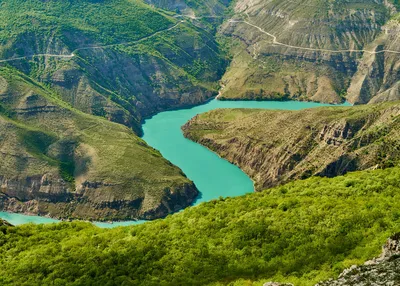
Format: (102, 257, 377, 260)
(0, 99, 349, 227)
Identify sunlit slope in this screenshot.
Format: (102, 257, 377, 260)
(0, 67, 197, 221)
(0, 0, 227, 133)
(219, 0, 400, 104)
(0, 166, 399, 285)
(183, 101, 400, 190)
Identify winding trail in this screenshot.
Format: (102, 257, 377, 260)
(0, 54, 74, 63)
(229, 19, 400, 55)
(175, 14, 223, 20)
(0, 21, 184, 64)
(1, 15, 399, 65)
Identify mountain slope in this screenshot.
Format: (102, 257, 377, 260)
(183, 102, 400, 190)
(144, 0, 230, 18)
(0, 167, 400, 285)
(0, 67, 197, 221)
(218, 0, 400, 104)
(0, 0, 227, 134)
(347, 17, 400, 104)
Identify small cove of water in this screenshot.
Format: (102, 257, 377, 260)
(0, 99, 351, 228)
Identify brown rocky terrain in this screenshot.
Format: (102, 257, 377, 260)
(183, 102, 400, 190)
(218, 0, 400, 104)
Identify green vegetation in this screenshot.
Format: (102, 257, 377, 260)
(0, 66, 197, 221)
(145, 0, 230, 18)
(0, 0, 399, 283)
(0, 0, 228, 221)
(0, 166, 399, 285)
(0, 0, 227, 135)
(0, 0, 173, 45)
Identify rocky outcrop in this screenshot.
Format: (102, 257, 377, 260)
(0, 179, 198, 221)
(0, 174, 72, 203)
(183, 102, 400, 190)
(316, 233, 400, 286)
(0, 218, 12, 227)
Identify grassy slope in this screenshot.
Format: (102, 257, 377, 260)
(183, 102, 400, 190)
(0, 0, 226, 132)
(0, 167, 399, 285)
(0, 66, 196, 220)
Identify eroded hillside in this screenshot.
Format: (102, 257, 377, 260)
(0, 67, 198, 221)
(218, 0, 400, 104)
(183, 102, 400, 190)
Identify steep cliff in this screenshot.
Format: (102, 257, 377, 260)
(0, 67, 198, 221)
(183, 102, 400, 190)
(218, 0, 400, 103)
(347, 19, 400, 104)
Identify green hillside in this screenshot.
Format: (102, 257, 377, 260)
(0, 1, 400, 285)
(0, 0, 228, 221)
(0, 66, 197, 221)
(144, 0, 230, 18)
(0, 0, 227, 133)
(0, 0, 172, 45)
(0, 167, 399, 285)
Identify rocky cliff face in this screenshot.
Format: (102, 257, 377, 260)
(182, 102, 400, 190)
(0, 68, 198, 221)
(316, 233, 400, 286)
(0, 179, 198, 221)
(0, 0, 225, 221)
(347, 20, 400, 104)
(218, 0, 400, 103)
(0, 218, 12, 227)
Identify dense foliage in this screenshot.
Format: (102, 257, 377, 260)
(0, 0, 173, 46)
(1, 167, 400, 285)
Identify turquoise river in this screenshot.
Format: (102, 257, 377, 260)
(0, 99, 350, 228)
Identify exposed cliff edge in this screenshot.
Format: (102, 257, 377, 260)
(0, 67, 198, 221)
(316, 233, 400, 286)
(0, 218, 12, 227)
(182, 102, 400, 190)
(347, 20, 400, 105)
